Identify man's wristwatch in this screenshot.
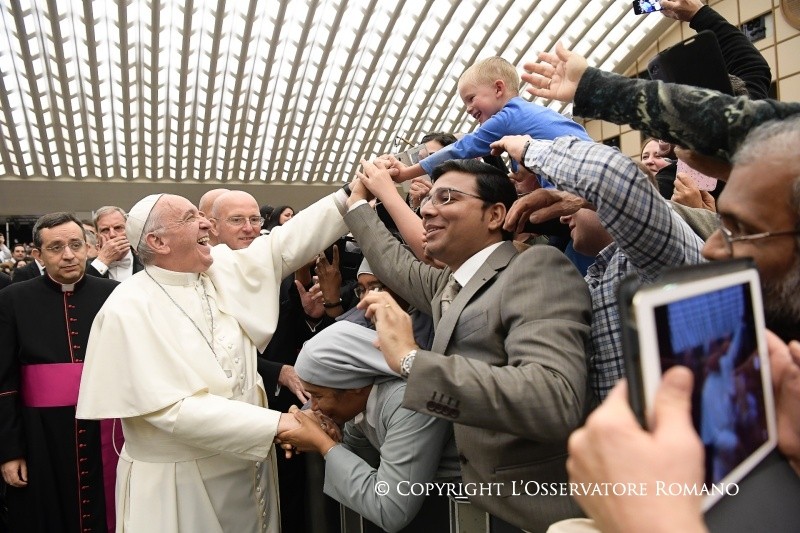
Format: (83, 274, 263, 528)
(400, 349, 417, 378)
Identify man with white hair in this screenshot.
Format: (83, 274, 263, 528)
(77, 186, 352, 532)
(87, 206, 143, 281)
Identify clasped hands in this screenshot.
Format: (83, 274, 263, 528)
(275, 405, 341, 459)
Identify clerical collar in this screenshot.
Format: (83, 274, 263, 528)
(144, 264, 202, 286)
(44, 273, 86, 293)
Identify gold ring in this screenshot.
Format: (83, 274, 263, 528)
(384, 304, 391, 308)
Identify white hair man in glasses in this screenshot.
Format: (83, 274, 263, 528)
(76, 186, 352, 532)
(0, 212, 121, 533)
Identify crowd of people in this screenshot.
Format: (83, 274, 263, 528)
(1, 1, 799, 532)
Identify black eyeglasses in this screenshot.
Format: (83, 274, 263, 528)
(715, 214, 800, 257)
(420, 187, 483, 208)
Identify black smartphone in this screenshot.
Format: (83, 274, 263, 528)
(632, 0, 663, 15)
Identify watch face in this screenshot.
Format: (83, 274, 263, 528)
(401, 351, 416, 377)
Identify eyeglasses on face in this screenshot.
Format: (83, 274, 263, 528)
(224, 216, 265, 228)
(420, 187, 483, 208)
(43, 240, 86, 254)
(715, 213, 800, 257)
(354, 283, 385, 299)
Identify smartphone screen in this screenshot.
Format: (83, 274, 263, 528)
(632, 0, 663, 15)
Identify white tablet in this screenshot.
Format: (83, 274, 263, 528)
(619, 260, 777, 510)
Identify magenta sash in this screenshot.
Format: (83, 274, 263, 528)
(20, 362, 83, 407)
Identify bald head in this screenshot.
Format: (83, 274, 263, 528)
(199, 189, 230, 218)
(209, 190, 263, 250)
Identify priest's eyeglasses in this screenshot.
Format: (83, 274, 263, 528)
(43, 240, 86, 254)
(225, 216, 265, 228)
(420, 187, 483, 208)
(715, 214, 800, 257)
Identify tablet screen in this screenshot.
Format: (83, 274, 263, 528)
(633, 268, 776, 509)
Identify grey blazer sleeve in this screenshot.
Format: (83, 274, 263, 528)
(404, 245, 591, 441)
(344, 203, 449, 316)
(323, 386, 454, 533)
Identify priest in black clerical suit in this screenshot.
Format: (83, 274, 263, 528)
(0, 213, 121, 533)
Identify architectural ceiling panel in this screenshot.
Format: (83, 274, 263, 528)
(0, 0, 669, 185)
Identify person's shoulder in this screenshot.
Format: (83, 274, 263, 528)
(511, 242, 583, 274)
(374, 378, 408, 414)
(505, 96, 548, 114)
(0, 274, 44, 303)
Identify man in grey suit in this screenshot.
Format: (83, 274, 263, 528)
(345, 159, 592, 533)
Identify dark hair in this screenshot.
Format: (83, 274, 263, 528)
(260, 204, 274, 220)
(266, 205, 294, 231)
(420, 132, 457, 147)
(430, 159, 517, 240)
(32, 212, 85, 248)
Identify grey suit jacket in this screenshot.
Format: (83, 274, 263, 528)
(345, 204, 592, 532)
(323, 379, 459, 532)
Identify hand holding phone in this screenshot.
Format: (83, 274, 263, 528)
(677, 159, 717, 191)
(633, 0, 663, 15)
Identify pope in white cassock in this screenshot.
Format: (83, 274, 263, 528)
(76, 189, 350, 532)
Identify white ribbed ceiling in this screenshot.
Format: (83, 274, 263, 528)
(0, 0, 668, 185)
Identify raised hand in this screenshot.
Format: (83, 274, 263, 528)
(295, 279, 325, 319)
(357, 290, 417, 373)
(408, 177, 432, 209)
(522, 41, 589, 104)
(357, 158, 400, 201)
(660, 0, 704, 22)
(316, 245, 342, 307)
